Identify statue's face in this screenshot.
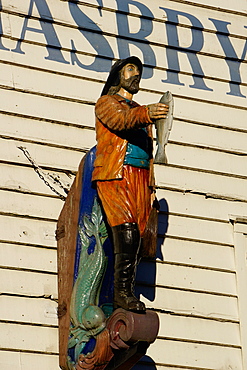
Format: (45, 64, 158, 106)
(122, 63, 140, 79)
(120, 63, 141, 94)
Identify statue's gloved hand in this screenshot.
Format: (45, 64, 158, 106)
(147, 103, 169, 120)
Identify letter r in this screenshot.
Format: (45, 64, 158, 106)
(160, 8, 212, 91)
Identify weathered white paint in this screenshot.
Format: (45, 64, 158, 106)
(166, 144, 247, 177)
(0, 243, 57, 272)
(158, 312, 241, 346)
(0, 322, 58, 353)
(138, 91, 247, 130)
(0, 351, 59, 370)
(4, 0, 247, 22)
(0, 295, 58, 326)
(0, 268, 58, 298)
(0, 87, 98, 126)
(169, 120, 247, 154)
(0, 163, 74, 196)
(0, 208, 234, 249)
(140, 287, 239, 320)
(2, 0, 247, 51)
(1, 33, 246, 95)
(146, 338, 242, 369)
(2, 120, 247, 181)
(5, 158, 247, 205)
(156, 165, 247, 202)
(1, 83, 246, 133)
(0, 0, 247, 368)
(177, 0, 247, 13)
(0, 139, 86, 172)
(157, 189, 247, 222)
(0, 214, 56, 247)
(0, 190, 62, 220)
(160, 238, 235, 271)
(137, 261, 237, 295)
(1, 58, 246, 111)
(159, 214, 233, 245)
(0, 114, 95, 150)
(233, 222, 247, 367)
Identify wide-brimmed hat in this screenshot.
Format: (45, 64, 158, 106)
(101, 56, 143, 96)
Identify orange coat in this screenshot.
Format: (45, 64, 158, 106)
(92, 94, 155, 186)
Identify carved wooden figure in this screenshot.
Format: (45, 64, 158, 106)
(56, 56, 172, 369)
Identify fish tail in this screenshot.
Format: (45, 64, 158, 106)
(154, 147, 167, 164)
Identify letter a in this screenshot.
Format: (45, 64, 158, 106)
(12, 0, 69, 64)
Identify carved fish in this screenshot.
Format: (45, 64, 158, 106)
(68, 198, 108, 363)
(154, 91, 174, 164)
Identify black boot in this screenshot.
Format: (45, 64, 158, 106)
(111, 222, 146, 313)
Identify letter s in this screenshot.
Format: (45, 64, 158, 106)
(69, 2, 114, 72)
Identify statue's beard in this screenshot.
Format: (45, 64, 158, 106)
(121, 75, 140, 94)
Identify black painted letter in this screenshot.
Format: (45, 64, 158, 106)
(0, 2, 9, 51)
(160, 8, 212, 91)
(69, 1, 114, 72)
(116, 0, 156, 79)
(209, 18, 246, 98)
(12, 0, 69, 64)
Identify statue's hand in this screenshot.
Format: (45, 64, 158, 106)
(147, 103, 169, 120)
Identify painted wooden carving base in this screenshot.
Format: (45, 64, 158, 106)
(75, 329, 112, 370)
(74, 308, 159, 370)
(57, 150, 159, 370)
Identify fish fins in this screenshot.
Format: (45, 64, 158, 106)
(154, 91, 174, 164)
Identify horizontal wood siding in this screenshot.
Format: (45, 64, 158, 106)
(0, 0, 246, 369)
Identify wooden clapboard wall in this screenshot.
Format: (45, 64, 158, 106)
(0, 0, 246, 369)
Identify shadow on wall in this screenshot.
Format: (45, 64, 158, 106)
(135, 198, 169, 302)
(134, 198, 168, 369)
(132, 355, 158, 370)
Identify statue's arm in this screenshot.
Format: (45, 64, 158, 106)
(95, 95, 152, 131)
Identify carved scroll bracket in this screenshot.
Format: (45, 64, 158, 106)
(73, 308, 159, 370)
(107, 308, 159, 350)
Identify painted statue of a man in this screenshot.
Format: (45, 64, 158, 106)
(92, 57, 168, 313)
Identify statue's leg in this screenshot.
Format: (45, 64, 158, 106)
(111, 222, 146, 312)
(96, 166, 151, 312)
